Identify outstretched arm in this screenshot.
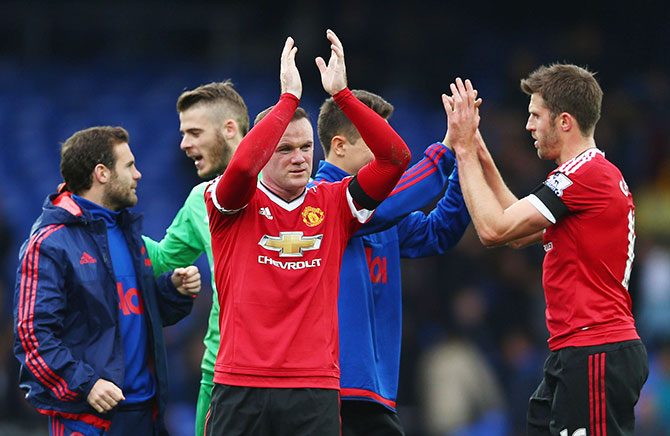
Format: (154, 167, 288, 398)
(316, 29, 410, 209)
(474, 130, 543, 247)
(445, 78, 549, 246)
(356, 142, 455, 235)
(214, 37, 301, 211)
(142, 185, 209, 276)
(397, 165, 471, 257)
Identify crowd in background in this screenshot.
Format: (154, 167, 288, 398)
(0, 2, 668, 435)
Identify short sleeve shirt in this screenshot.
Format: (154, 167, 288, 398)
(526, 149, 639, 350)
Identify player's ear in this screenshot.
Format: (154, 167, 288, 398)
(93, 163, 111, 184)
(222, 119, 239, 140)
(330, 135, 348, 158)
(559, 113, 573, 132)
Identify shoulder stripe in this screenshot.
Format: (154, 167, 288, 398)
(17, 224, 79, 401)
(396, 143, 445, 185)
(558, 149, 602, 176)
(391, 144, 447, 196)
(390, 167, 437, 196)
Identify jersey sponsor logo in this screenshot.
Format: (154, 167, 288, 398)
(543, 241, 553, 252)
(544, 172, 573, 197)
(301, 206, 324, 227)
(258, 255, 322, 270)
(79, 251, 98, 264)
(365, 247, 388, 284)
(117, 282, 144, 315)
(258, 231, 323, 257)
(259, 207, 274, 220)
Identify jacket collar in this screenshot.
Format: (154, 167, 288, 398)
(313, 160, 350, 183)
(32, 191, 140, 233)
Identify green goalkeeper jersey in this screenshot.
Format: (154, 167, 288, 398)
(142, 181, 219, 375)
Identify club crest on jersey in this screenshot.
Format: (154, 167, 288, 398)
(301, 206, 324, 227)
(259, 231, 323, 257)
(544, 172, 573, 197)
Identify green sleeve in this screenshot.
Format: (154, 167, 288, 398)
(143, 182, 211, 276)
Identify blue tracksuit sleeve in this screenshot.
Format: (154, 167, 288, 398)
(153, 271, 195, 327)
(356, 142, 455, 236)
(396, 165, 471, 257)
(14, 236, 96, 401)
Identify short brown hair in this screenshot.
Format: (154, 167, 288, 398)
(253, 106, 310, 126)
(60, 126, 129, 195)
(317, 89, 394, 156)
(520, 63, 603, 136)
(177, 80, 250, 136)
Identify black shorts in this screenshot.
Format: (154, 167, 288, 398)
(341, 400, 405, 436)
(527, 340, 648, 436)
(205, 384, 340, 436)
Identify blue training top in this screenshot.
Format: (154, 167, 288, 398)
(73, 195, 156, 404)
(311, 142, 470, 411)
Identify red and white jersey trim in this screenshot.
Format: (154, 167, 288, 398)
(209, 177, 374, 223)
(207, 176, 247, 215)
(557, 148, 602, 175)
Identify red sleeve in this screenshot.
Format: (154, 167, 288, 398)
(215, 93, 299, 211)
(333, 88, 411, 206)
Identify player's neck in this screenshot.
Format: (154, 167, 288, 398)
(260, 180, 306, 203)
(557, 136, 597, 166)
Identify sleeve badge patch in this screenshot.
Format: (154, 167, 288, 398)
(544, 172, 573, 197)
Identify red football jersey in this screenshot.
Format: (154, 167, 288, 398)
(527, 149, 639, 350)
(205, 178, 372, 389)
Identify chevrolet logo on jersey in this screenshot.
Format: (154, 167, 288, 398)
(259, 232, 323, 257)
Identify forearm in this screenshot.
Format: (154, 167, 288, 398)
(479, 150, 518, 208)
(398, 168, 471, 257)
(475, 132, 518, 208)
(334, 88, 410, 203)
(359, 143, 453, 235)
(217, 93, 299, 209)
(508, 231, 543, 249)
(156, 271, 195, 326)
(143, 234, 201, 276)
(456, 148, 510, 246)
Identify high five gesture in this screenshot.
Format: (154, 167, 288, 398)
(316, 29, 347, 96)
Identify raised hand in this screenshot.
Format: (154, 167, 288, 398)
(280, 36, 302, 99)
(442, 88, 481, 151)
(87, 378, 125, 413)
(442, 78, 481, 154)
(172, 265, 201, 296)
(315, 29, 347, 96)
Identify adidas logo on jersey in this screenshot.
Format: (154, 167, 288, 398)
(259, 207, 274, 220)
(80, 252, 98, 264)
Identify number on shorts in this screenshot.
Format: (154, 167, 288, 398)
(560, 429, 586, 436)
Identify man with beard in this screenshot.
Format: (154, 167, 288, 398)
(13, 126, 202, 436)
(444, 65, 648, 436)
(141, 81, 249, 436)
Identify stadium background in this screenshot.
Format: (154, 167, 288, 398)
(0, 1, 668, 435)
